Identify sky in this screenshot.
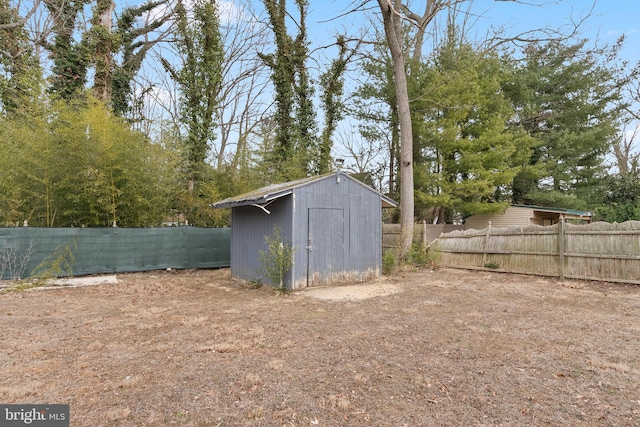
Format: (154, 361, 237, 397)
(483, 0, 640, 61)
(298, 0, 640, 62)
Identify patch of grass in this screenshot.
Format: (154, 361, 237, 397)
(483, 262, 499, 269)
(0, 278, 47, 294)
(274, 286, 290, 296)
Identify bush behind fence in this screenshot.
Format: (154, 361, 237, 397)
(0, 227, 231, 280)
(432, 220, 640, 285)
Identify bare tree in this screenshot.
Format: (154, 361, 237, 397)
(614, 58, 640, 176)
(375, 0, 449, 259)
(215, 1, 271, 171)
(613, 123, 640, 177)
(335, 127, 389, 191)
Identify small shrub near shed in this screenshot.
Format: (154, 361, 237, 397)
(382, 249, 397, 275)
(258, 226, 295, 291)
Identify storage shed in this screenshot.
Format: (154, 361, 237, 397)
(210, 172, 397, 289)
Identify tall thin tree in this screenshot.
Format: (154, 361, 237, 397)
(162, 0, 223, 191)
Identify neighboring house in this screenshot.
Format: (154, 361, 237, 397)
(465, 204, 592, 230)
(210, 172, 397, 289)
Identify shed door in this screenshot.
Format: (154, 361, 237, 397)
(307, 208, 344, 286)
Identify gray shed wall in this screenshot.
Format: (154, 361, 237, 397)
(230, 197, 293, 285)
(290, 175, 382, 288)
(228, 174, 384, 289)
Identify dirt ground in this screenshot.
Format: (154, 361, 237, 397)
(1, 267, 639, 427)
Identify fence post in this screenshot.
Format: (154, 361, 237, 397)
(482, 221, 492, 266)
(558, 215, 565, 280)
(422, 220, 427, 247)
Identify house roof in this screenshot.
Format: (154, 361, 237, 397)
(511, 204, 592, 217)
(210, 172, 397, 209)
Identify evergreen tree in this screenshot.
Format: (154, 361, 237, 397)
(412, 37, 529, 222)
(504, 40, 621, 208)
(351, 34, 399, 197)
(595, 172, 640, 222)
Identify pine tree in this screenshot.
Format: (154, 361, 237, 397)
(504, 40, 621, 208)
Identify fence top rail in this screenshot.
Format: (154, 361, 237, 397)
(437, 230, 559, 239)
(564, 230, 640, 235)
(565, 220, 640, 232)
(435, 220, 640, 240)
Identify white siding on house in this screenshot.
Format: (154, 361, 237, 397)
(465, 206, 533, 230)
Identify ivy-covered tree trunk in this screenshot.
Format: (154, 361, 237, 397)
(319, 36, 353, 175)
(111, 0, 171, 117)
(259, 0, 353, 180)
(90, 0, 116, 102)
(258, 0, 296, 179)
(45, 0, 90, 100)
(162, 0, 223, 190)
(291, 0, 319, 176)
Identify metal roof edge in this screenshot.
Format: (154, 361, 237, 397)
(210, 172, 397, 209)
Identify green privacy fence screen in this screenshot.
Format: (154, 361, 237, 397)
(0, 227, 230, 280)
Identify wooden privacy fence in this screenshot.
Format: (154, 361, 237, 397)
(383, 222, 464, 251)
(431, 220, 640, 285)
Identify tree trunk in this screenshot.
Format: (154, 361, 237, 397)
(93, 0, 116, 102)
(377, 0, 414, 259)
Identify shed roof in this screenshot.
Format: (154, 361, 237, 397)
(210, 172, 397, 209)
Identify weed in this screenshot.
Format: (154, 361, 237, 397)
(1, 239, 76, 294)
(406, 242, 428, 267)
(483, 262, 499, 269)
(0, 242, 34, 280)
(382, 249, 397, 275)
(258, 226, 295, 291)
(404, 242, 441, 270)
(30, 239, 77, 280)
(0, 279, 40, 294)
